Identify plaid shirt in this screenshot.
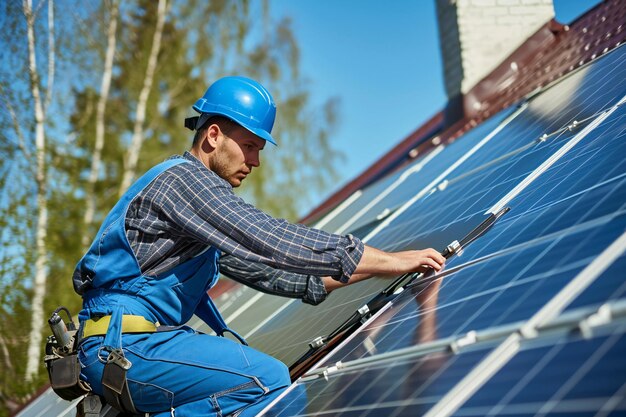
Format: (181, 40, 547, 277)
(125, 152, 364, 305)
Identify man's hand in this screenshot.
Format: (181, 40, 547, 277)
(323, 245, 446, 292)
(387, 248, 446, 275)
(355, 245, 445, 276)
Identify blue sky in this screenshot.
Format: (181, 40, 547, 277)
(269, 0, 602, 205)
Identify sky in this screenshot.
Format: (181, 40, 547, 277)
(269, 0, 603, 206)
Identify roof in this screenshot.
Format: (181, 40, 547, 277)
(301, 0, 626, 225)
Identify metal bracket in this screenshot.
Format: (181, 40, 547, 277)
(107, 349, 132, 370)
(77, 393, 103, 417)
(450, 331, 477, 353)
(308, 336, 326, 350)
(579, 304, 613, 338)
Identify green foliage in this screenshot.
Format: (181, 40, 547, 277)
(0, 0, 343, 411)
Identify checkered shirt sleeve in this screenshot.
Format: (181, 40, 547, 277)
(126, 152, 363, 303)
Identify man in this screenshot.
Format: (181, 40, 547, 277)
(74, 76, 445, 417)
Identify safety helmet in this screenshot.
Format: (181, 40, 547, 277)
(192, 76, 277, 145)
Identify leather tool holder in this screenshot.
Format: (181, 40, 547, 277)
(44, 330, 91, 400)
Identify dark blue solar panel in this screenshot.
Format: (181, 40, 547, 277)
(248, 47, 626, 374)
(313, 77, 626, 367)
(468, 104, 626, 258)
(368, 101, 626, 254)
(337, 105, 521, 234)
(319, 167, 408, 233)
(566, 254, 626, 311)
(265, 344, 495, 417)
(457, 330, 626, 416)
(318, 212, 626, 364)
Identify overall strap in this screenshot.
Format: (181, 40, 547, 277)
(74, 158, 191, 296)
(203, 296, 248, 346)
(95, 159, 189, 416)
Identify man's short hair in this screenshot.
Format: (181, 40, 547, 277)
(192, 116, 239, 147)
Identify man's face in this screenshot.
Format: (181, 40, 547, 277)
(211, 125, 265, 187)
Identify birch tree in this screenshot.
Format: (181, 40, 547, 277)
(118, 0, 168, 195)
(82, 0, 119, 249)
(23, 0, 55, 383)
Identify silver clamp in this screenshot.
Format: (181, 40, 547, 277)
(309, 336, 325, 349)
(446, 240, 462, 256)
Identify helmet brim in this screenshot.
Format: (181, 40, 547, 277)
(246, 125, 277, 146)
(193, 107, 278, 146)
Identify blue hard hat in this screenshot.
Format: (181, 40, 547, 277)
(193, 76, 277, 145)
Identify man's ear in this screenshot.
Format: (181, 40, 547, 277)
(205, 124, 221, 148)
(197, 124, 220, 153)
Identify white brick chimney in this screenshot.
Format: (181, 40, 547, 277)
(436, 0, 554, 120)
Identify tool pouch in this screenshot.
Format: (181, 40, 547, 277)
(44, 307, 91, 401)
(45, 349, 91, 400)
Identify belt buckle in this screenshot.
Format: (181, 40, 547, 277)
(106, 349, 132, 370)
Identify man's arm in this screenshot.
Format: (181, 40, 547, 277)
(163, 159, 444, 284)
(218, 253, 328, 305)
(322, 245, 445, 291)
(221, 245, 445, 300)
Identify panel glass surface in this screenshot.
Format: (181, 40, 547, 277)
(336, 105, 520, 234)
(319, 103, 626, 364)
(457, 328, 626, 416)
(265, 343, 496, 417)
(246, 47, 626, 367)
(320, 212, 626, 364)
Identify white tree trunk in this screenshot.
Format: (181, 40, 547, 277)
(24, 0, 54, 382)
(118, 0, 168, 195)
(82, 0, 119, 249)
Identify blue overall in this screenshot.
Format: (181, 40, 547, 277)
(76, 159, 290, 416)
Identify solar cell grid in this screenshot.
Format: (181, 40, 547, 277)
(566, 254, 626, 312)
(265, 343, 496, 417)
(456, 326, 626, 416)
(475, 103, 626, 257)
(368, 101, 625, 255)
(247, 48, 626, 369)
(317, 212, 626, 364)
(318, 168, 407, 234)
(336, 105, 520, 234)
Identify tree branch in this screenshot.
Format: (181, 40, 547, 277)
(0, 85, 35, 169)
(83, 0, 119, 249)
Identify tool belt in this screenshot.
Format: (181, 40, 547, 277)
(83, 315, 158, 338)
(45, 308, 157, 415)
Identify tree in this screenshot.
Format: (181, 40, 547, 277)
(21, 0, 55, 383)
(82, 0, 120, 249)
(118, 0, 168, 196)
(0, 0, 343, 410)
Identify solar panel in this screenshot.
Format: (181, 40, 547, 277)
(457, 328, 626, 416)
(264, 341, 498, 417)
(264, 323, 626, 417)
(258, 46, 626, 416)
(326, 105, 520, 235)
(246, 46, 626, 372)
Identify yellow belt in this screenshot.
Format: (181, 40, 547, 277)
(82, 315, 159, 338)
